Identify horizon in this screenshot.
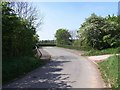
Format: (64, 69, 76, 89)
(32, 2, 118, 40)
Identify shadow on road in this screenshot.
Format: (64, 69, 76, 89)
(3, 56, 76, 88)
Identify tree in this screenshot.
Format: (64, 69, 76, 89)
(9, 2, 43, 30)
(104, 15, 120, 47)
(77, 14, 105, 49)
(2, 2, 40, 58)
(77, 13, 119, 50)
(55, 29, 71, 45)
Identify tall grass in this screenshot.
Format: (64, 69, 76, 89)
(98, 55, 120, 88)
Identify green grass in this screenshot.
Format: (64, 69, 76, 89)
(3, 56, 46, 84)
(98, 55, 120, 88)
(82, 47, 120, 56)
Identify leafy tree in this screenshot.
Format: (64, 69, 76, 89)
(77, 14, 105, 49)
(77, 13, 119, 50)
(104, 15, 120, 47)
(55, 29, 71, 45)
(2, 2, 40, 58)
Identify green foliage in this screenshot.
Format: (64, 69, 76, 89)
(77, 13, 120, 50)
(77, 14, 106, 49)
(2, 2, 43, 84)
(54, 14, 120, 51)
(2, 2, 39, 57)
(3, 56, 46, 84)
(104, 15, 120, 47)
(55, 29, 71, 45)
(98, 55, 120, 88)
(72, 39, 81, 47)
(82, 47, 120, 56)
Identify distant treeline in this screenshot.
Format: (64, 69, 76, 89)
(38, 40, 56, 46)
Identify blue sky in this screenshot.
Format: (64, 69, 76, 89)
(32, 2, 118, 40)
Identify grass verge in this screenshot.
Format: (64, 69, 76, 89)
(3, 56, 46, 84)
(82, 47, 120, 56)
(98, 55, 120, 88)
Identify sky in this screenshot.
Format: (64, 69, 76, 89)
(32, 2, 118, 40)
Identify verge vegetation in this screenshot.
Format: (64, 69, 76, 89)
(2, 2, 44, 84)
(3, 56, 46, 84)
(98, 55, 120, 88)
(82, 47, 120, 56)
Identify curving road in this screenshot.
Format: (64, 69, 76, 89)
(3, 47, 106, 88)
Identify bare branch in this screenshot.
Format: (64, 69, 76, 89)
(9, 2, 43, 31)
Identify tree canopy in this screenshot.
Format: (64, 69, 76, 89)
(55, 29, 71, 45)
(2, 2, 40, 58)
(77, 13, 120, 50)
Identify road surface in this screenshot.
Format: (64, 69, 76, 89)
(3, 47, 106, 88)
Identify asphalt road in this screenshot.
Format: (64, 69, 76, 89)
(3, 47, 106, 88)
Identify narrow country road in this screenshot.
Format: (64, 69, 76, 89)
(3, 47, 106, 88)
